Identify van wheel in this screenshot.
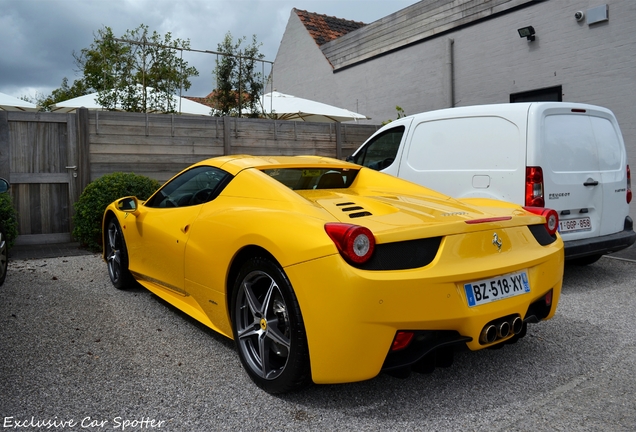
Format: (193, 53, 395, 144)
(569, 254, 602, 266)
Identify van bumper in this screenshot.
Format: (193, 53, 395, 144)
(564, 216, 636, 259)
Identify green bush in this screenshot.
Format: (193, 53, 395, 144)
(0, 192, 19, 250)
(73, 172, 160, 252)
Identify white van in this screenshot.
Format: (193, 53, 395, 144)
(348, 102, 635, 264)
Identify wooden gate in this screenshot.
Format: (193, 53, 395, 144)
(0, 112, 81, 245)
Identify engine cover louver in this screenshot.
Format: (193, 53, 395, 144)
(336, 201, 373, 218)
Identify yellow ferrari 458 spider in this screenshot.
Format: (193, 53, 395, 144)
(102, 155, 563, 393)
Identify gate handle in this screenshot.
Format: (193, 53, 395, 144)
(584, 179, 599, 186)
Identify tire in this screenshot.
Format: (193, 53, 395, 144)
(231, 256, 311, 394)
(0, 225, 7, 286)
(569, 254, 603, 266)
(105, 218, 134, 289)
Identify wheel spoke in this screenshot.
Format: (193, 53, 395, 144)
(237, 324, 260, 341)
(258, 332, 278, 378)
(242, 280, 262, 317)
(261, 278, 277, 315)
(265, 320, 290, 349)
(108, 226, 118, 250)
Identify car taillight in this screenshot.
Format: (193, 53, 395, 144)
(627, 165, 632, 204)
(525, 166, 544, 207)
(523, 206, 559, 236)
(325, 223, 375, 264)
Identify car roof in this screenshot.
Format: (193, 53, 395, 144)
(197, 155, 359, 176)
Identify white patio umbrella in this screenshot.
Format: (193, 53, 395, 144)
(0, 92, 38, 111)
(260, 91, 369, 122)
(52, 87, 211, 116)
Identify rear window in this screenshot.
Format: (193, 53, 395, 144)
(262, 168, 359, 190)
(545, 114, 622, 172)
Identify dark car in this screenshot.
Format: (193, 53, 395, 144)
(0, 177, 10, 286)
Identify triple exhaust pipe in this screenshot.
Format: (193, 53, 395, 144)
(479, 316, 524, 344)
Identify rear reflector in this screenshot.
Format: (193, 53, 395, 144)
(544, 289, 553, 307)
(391, 331, 414, 351)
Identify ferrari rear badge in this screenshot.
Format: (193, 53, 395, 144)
(492, 233, 502, 252)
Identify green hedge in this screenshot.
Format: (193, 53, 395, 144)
(73, 172, 160, 252)
(0, 192, 19, 250)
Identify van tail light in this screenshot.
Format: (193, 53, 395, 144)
(523, 206, 559, 236)
(325, 223, 375, 264)
(627, 165, 632, 204)
(525, 167, 544, 207)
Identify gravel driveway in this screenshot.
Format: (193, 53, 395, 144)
(1, 254, 635, 431)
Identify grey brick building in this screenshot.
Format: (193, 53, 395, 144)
(272, 1, 634, 197)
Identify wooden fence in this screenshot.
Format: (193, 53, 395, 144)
(0, 109, 379, 245)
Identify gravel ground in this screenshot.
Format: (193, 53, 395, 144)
(1, 254, 635, 431)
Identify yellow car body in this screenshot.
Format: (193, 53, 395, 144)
(102, 155, 563, 393)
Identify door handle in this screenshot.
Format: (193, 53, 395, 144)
(583, 179, 599, 186)
(65, 166, 78, 178)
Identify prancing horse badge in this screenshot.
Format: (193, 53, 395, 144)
(492, 233, 502, 252)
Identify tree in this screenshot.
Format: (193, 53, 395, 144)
(73, 24, 199, 113)
(35, 77, 90, 111)
(212, 32, 265, 117)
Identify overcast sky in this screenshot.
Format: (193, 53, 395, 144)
(0, 0, 418, 100)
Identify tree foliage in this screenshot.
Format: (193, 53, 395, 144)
(382, 106, 407, 125)
(36, 77, 90, 111)
(73, 25, 199, 113)
(212, 32, 265, 117)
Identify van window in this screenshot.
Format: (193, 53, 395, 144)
(407, 117, 521, 170)
(544, 115, 621, 172)
(590, 116, 622, 171)
(351, 126, 404, 170)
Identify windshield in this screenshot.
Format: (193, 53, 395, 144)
(262, 168, 359, 190)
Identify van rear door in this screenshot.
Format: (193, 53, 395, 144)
(532, 104, 628, 242)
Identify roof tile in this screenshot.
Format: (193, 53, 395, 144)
(294, 8, 366, 46)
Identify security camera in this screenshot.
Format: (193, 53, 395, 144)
(574, 11, 585, 21)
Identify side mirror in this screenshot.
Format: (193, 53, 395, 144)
(345, 155, 355, 163)
(117, 196, 139, 214)
(0, 178, 9, 194)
